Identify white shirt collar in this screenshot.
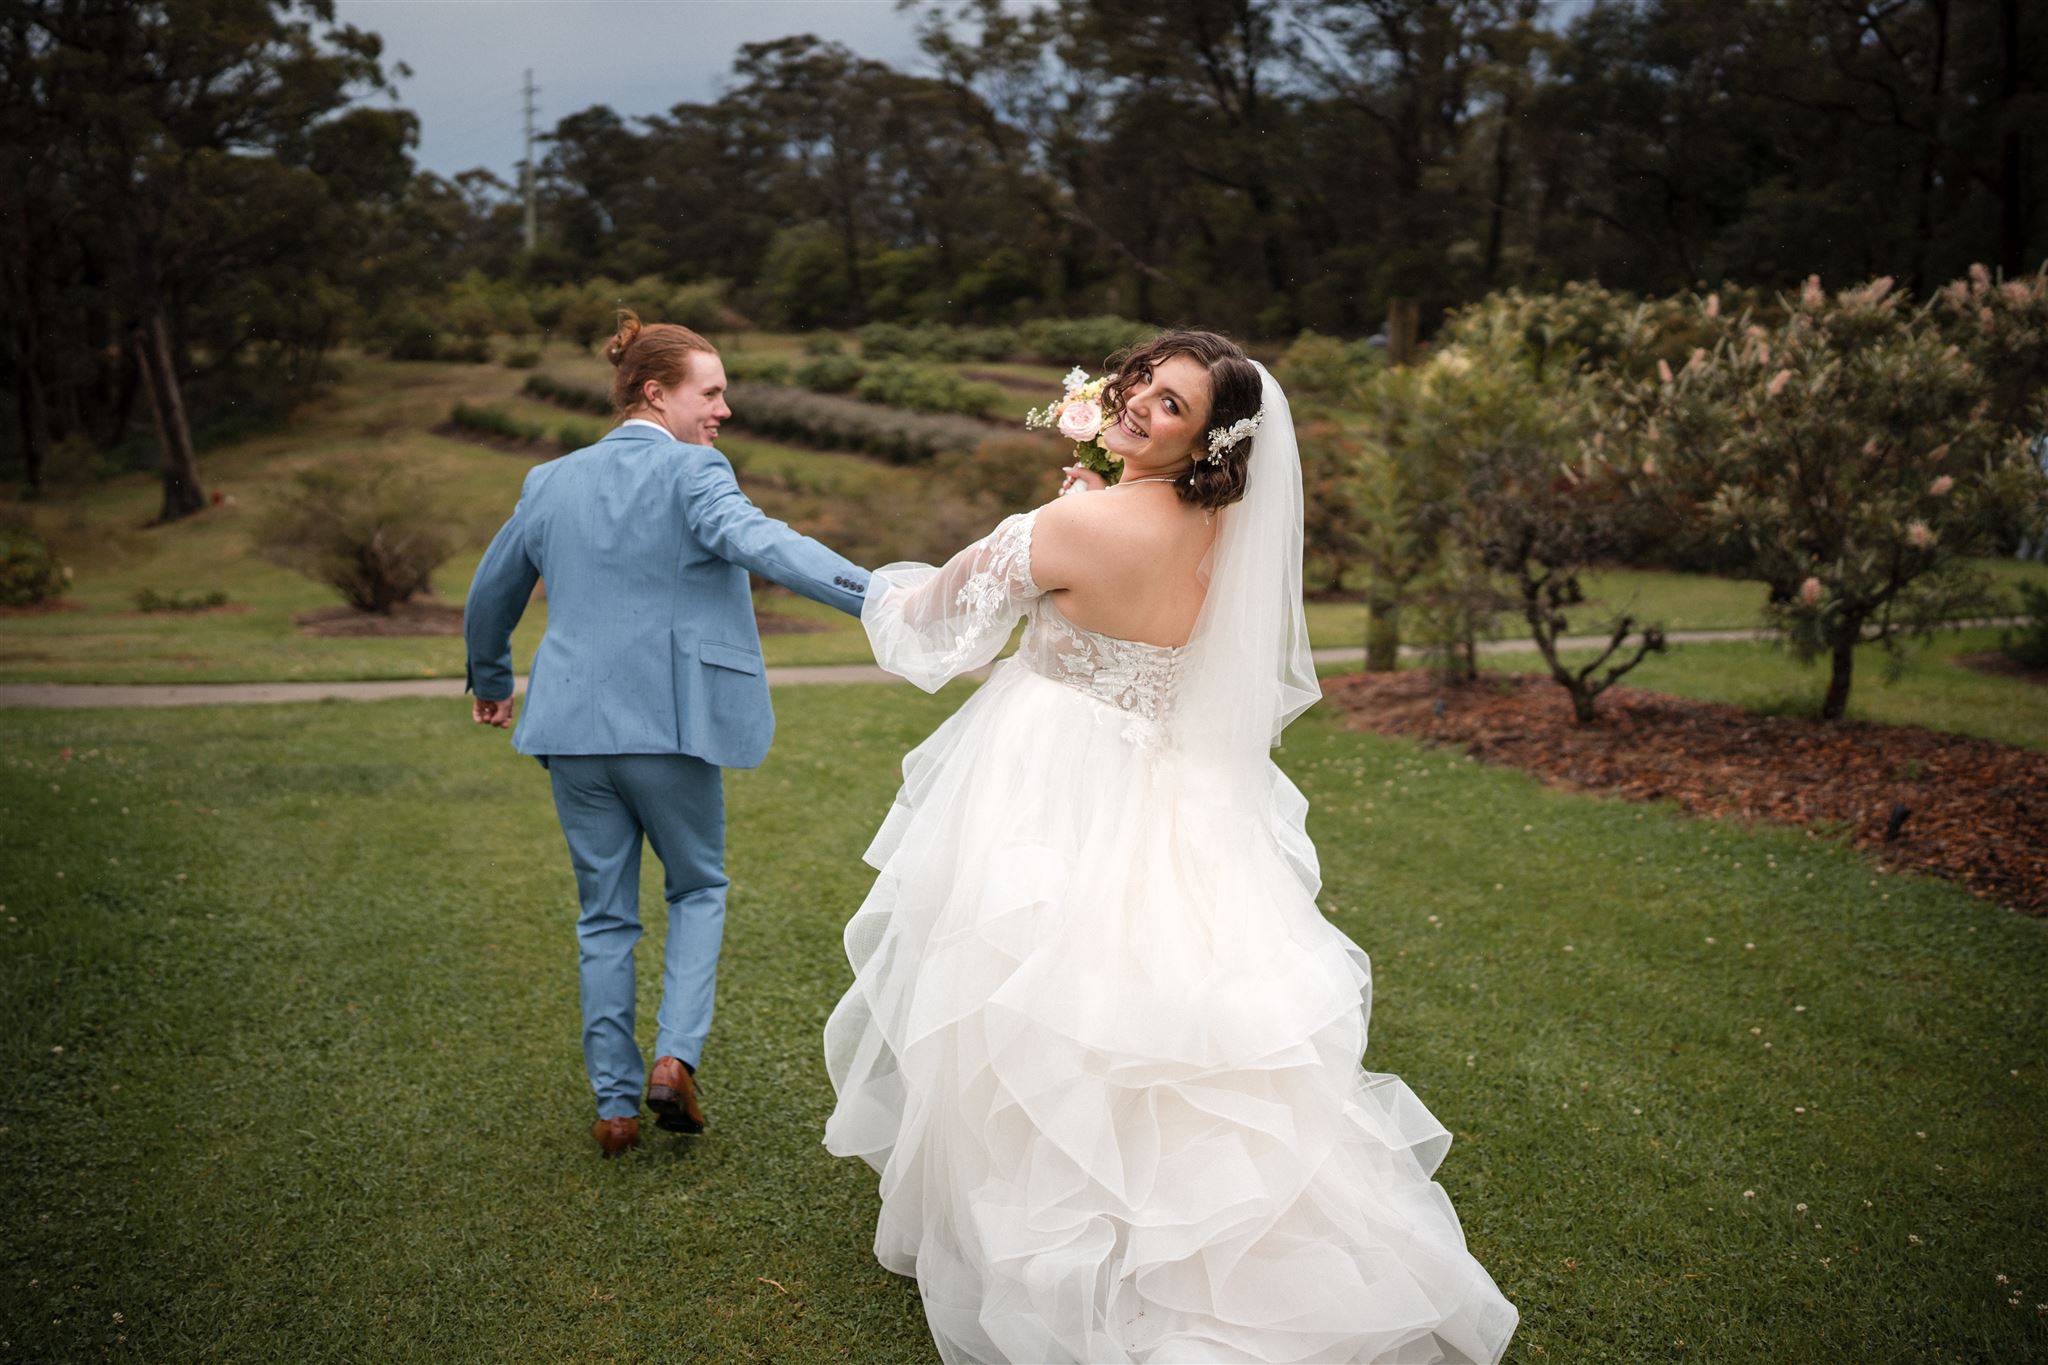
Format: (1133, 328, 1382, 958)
(619, 417, 673, 438)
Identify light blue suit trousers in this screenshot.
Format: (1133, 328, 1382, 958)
(547, 754, 725, 1118)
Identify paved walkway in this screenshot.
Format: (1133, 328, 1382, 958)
(0, 619, 2016, 710)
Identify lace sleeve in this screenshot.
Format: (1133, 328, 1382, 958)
(862, 510, 1044, 691)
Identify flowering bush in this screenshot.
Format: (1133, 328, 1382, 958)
(1606, 272, 2048, 719)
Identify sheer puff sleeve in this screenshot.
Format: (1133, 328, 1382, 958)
(862, 509, 1045, 692)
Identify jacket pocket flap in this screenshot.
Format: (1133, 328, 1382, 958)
(699, 639, 763, 675)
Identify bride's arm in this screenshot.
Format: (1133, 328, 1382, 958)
(864, 509, 1050, 691)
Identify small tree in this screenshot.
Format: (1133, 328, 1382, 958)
(1438, 330, 1668, 722)
(1276, 332, 1374, 595)
(1342, 356, 1474, 668)
(257, 456, 460, 614)
(1615, 274, 2048, 720)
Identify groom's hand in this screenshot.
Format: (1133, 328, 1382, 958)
(472, 696, 516, 729)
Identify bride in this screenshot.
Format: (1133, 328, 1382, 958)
(822, 330, 1518, 1364)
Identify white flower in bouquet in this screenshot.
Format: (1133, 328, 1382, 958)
(1026, 367, 1121, 482)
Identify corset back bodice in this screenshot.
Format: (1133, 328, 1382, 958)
(1016, 597, 1189, 740)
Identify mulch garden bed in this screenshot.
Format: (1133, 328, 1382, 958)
(296, 600, 467, 637)
(1324, 670, 2048, 915)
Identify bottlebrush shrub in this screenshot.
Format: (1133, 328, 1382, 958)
(1604, 273, 2048, 720)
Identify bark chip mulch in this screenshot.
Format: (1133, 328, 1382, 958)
(1324, 670, 2048, 915)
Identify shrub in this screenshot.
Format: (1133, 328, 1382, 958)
(0, 523, 69, 607)
(726, 355, 792, 386)
(1276, 330, 1383, 407)
(1017, 316, 1156, 366)
(856, 323, 922, 359)
(855, 360, 1005, 419)
(856, 323, 1025, 364)
(725, 383, 994, 464)
(1612, 273, 2048, 719)
(932, 437, 1065, 517)
(256, 456, 459, 614)
(2002, 582, 2048, 670)
(504, 348, 542, 369)
(442, 338, 491, 365)
(955, 327, 1020, 362)
(522, 374, 611, 417)
(794, 351, 866, 394)
(134, 587, 229, 612)
(449, 402, 549, 445)
(555, 419, 606, 451)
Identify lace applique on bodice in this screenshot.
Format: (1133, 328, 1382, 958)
(866, 505, 1189, 743)
(1019, 599, 1189, 745)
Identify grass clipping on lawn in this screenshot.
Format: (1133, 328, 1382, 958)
(1327, 670, 2048, 914)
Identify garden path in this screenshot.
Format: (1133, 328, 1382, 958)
(0, 619, 2018, 709)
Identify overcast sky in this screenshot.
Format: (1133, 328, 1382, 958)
(333, 0, 931, 181)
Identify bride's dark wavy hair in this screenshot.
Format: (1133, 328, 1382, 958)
(1101, 330, 1262, 511)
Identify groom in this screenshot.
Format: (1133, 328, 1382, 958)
(463, 323, 870, 1156)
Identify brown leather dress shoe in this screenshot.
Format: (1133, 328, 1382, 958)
(591, 1115, 640, 1157)
(646, 1056, 706, 1134)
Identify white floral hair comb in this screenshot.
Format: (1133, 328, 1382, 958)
(1205, 410, 1264, 463)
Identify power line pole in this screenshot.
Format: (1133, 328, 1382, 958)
(521, 68, 539, 255)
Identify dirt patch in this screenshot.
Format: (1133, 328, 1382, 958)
(295, 600, 467, 637)
(116, 603, 252, 619)
(0, 598, 87, 617)
(1324, 669, 2048, 915)
(1954, 650, 2048, 686)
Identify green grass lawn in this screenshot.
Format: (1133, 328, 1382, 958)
(2, 687, 2045, 1360)
(1504, 625, 2048, 751)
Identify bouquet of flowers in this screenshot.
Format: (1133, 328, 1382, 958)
(1026, 367, 1122, 485)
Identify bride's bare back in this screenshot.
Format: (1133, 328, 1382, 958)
(1030, 483, 1216, 647)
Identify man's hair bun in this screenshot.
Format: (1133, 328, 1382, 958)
(604, 310, 643, 367)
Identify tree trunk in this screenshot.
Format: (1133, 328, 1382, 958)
(1995, 0, 2027, 281)
(1365, 586, 1401, 671)
(1386, 298, 1421, 366)
(13, 316, 47, 496)
(133, 312, 204, 522)
(1483, 95, 1516, 284)
(1820, 636, 1856, 720)
(1909, 0, 1950, 296)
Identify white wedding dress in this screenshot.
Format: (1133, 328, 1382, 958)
(823, 367, 1518, 1364)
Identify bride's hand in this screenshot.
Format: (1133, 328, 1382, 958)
(1059, 464, 1108, 496)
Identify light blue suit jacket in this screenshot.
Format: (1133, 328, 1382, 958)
(463, 424, 870, 769)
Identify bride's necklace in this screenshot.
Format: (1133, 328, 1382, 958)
(1113, 474, 1181, 490)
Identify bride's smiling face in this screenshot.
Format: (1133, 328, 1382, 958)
(1101, 354, 1213, 472)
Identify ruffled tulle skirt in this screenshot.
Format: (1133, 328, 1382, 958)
(824, 660, 1518, 1363)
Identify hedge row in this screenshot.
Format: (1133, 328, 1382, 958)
(726, 382, 1005, 463)
(448, 401, 602, 452)
(520, 371, 1010, 464)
